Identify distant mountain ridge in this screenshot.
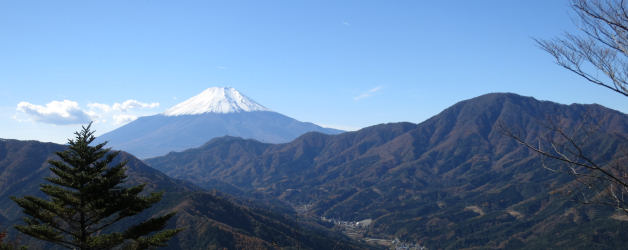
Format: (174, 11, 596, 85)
(97, 87, 343, 158)
(0, 139, 371, 249)
(146, 93, 628, 249)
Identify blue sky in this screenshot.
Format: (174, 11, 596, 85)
(2, 0, 627, 143)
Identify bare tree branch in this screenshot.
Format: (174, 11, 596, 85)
(528, 0, 628, 214)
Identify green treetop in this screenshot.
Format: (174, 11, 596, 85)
(11, 123, 181, 249)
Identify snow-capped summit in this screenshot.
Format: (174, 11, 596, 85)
(164, 87, 269, 116)
(97, 86, 344, 158)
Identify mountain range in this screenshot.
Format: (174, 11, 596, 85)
(0, 139, 369, 249)
(2, 92, 628, 249)
(96, 87, 343, 158)
(146, 93, 628, 249)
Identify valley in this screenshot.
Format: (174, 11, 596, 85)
(143, 92, 628, 249)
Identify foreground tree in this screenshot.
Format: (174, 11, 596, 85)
(0, 231, 25, 250)
(537, 0, 628, 97)
(513, 0, 628, 213)
(11, 123, 181, 249)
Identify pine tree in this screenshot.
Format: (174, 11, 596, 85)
(10, 123, 182, 249)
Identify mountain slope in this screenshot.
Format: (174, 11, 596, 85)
(0, 139, 370, 249)
(146, 93, 628, 249)
(97, 87, 343, 158)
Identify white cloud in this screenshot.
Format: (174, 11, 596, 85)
(17, 100, 92, 125)
(113, 114, 138, 125)
(354, 86, 383, 101)
(88, 100, 159, 114)
(343, 21, 351, 26)
(87, 103, 111, 112)
(111, 100, 159, 112)
(16, 99, 160, 127)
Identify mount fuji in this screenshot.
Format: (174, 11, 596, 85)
(96, 87, 343, 158)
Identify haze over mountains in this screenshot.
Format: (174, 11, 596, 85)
(146, 93, 628, 248)
(96, 87, 343, 158)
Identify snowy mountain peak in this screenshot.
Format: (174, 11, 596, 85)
(163, 87, 270, 116)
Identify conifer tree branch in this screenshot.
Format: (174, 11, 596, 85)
(11, 122, 182, 249)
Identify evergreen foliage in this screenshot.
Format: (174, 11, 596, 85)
(10, 123, 181, 249)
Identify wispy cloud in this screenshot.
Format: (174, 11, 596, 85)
(17, 99, 160, 126)
(113, 114, 138, 125)
(17, 100, 91, 125)
(342, 21, 351, 26)
(354, 86, 383, 101)
(111, 100, 159, 112)
(88, 100, 159, 113)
